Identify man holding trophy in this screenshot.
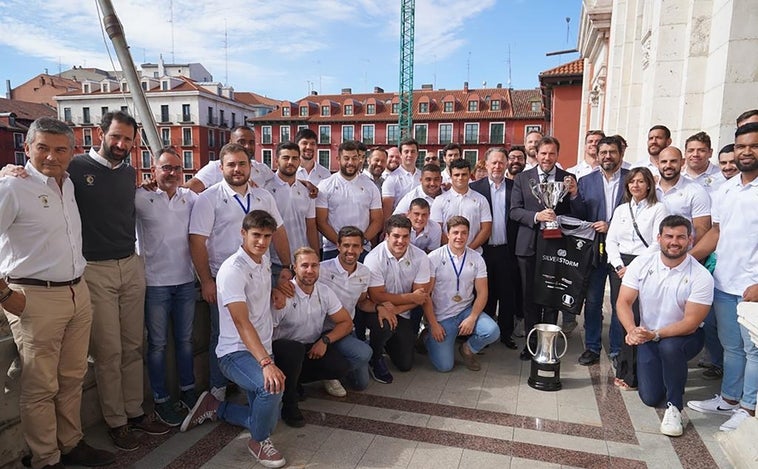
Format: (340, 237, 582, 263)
(510, 136, 586, 361)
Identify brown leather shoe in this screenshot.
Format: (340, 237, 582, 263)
(458, 342, 481, 371)
(128, 412, 171, 435)
(108, 425, 139, 451)
(62, 439, 115, 467)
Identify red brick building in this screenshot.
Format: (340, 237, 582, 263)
(0, 98, 57, 167)
(539, 59, 584, 167)
(249, 84, 546, 170)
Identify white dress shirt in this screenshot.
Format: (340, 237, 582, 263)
(382, 166, 421, 209)
(605, 200, 668, 269)
(135, 186, 198, 286)
(264, 174, 316, 265)
(428, 246, 488, 322)
(567, 159, 596, 180)
(393, 185, 438, 215)
(430, 188, 492, 253)
(364, 241, 431, 319)
(632, 159, 661, 177)
(319, 258, 371, 319)
(488, 178, 507, 245)
(195, 158, 274, 189)
(656, 176, 711, 222)
(316, 173, 382, 252)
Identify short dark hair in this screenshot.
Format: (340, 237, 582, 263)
(399, 138, 419, 152)
(409, 198, 430, 211)
(385, 214, 412, 233)
(736, 109, 758, 127)
(718, 144, 734, 156)
(450, 158, 471, 171)
(230, 125, 252, 135)
(585, 130, 605, 142)
(537, 136, 561, 153)
(446, 215, 469, 231)
(735, 122, 758, 139)
(420, 163, 441, 174)
(596, 136, 621, 153)
(338, 140, 360, 155)
(649, 125, 671, 140)
(369, 147, 388, 157)
(295, 128, 318, 143)
(508, 145, 526, 155)
(610, 134, 628, 153)
(659, 214, 692, 236)
(242, 210, 278, 231)
(357, 141, 368, 152)
(100, 110, 138, 138)
(685, 131, 711, 149)
(337, 226, 365, 244)
(442, 143, 462, 154)
(276, 141, 300, 157)
(219, 143, 248, 163)
(26, 117, 74, 147)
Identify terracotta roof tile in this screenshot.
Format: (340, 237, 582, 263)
(0, 98, 57, 121)
(235, 91, 280, 107)
(539, 59, 584, 78)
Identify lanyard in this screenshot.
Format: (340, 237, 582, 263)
(446, 246, 467, 295)
(233, 193, 251, 214)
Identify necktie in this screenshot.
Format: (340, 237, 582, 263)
(541, 171, 550, 183)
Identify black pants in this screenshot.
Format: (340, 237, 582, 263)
(517, 255, 558, 346)
(482, 244, 519, 339)
(361, 310, 415, 372)
(272, 339, 351, 407)
(609, 253, 639, 387)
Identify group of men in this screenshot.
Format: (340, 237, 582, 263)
(1, 108, 756, 467)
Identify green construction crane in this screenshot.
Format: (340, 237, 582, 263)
(398, 0, 415, 139)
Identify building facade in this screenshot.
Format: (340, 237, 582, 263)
(0, 98, 57, 167)
(539, 59, 584, 165)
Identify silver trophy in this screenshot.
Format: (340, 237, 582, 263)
(528, 179, 569, 238)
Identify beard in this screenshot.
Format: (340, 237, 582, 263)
(736, 157, 758, 172)
(102, 144, 130, 162)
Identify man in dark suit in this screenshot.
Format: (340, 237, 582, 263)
(576, 136, 630, 366)
(470, 147, 520, 349)
(510, 136, 584, 360)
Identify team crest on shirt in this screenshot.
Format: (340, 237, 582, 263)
(84, 174, 95, 186)
(557, 249, 567, 257)
(38, 195, 50, 208)
(575, 240, 586, 249)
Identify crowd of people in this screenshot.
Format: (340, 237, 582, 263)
(0, 109, 756, 468)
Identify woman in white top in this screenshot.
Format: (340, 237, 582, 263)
(606, 167, 668, 390)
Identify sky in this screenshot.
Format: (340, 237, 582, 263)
(0, 0, 582, 101)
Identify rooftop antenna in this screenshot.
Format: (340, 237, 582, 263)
(565, 17, 571, 44)
(466, 51, 471, 83)
(58, 57, 62, 76)
(224, 19, 229, 86)
(506, 44, 512, 88)
(169, 0, 175, 63)
(433, 54, 437, 89)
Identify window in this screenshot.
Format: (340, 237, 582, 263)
(344, 104, 353, 115)
(182, 104, 191, 122)
(82, 107, 91, 124)
(262, 126, 272, 144)
(208, 151, 216, 161)
(13, 132, 23, 149)
(184, 174, 193, 184)
(463, 150, 478, 166)
(153, 72, 159, 78)
(299, 106, 308, 116)
(282, 106, 291, 116)
(140, 128, 148, 147)
(318, 150, 331, 170)
(14, 152, 26, 165)
(121, 82, 128, 92)
(439, 124, 453, 145)
(413, 124, 428, 145)
(219, 110, 226, 127)
(101, 106, 109, 118)
(419, 102, 429, 113)
(141, 150, 151, 169)
(490, 100, 501, 111)
(464, 123, 479, 144)
(142, 173, 152, 182)
(443, 101, 454, 113)
(489, 123, 504, 144)
(392, 102, 399, 114)
(121, 106, 129, 114)
(416, 150, 426, 169)
(530, 101, 541, 113)
(183, 151, 193, 169)
(387, 124, 400, 145)
(207, 106, 214, 125)
(208, 129, 216, 148)
(362, 125, 375, 145)
(262, 149, 273, 167)
(83, 83, 90, 93)
(161, 128, 171, 146)
(468, 100, 478, 112)
(319, 125, 331, 144)
(83, 128, 92, 147)
(231, 112, 236, 128)
(182, 128, 192, 146)
(161, 81, 169, 91)
(63, 107, 72, 122)
(525, 125, 542, 135)
(321, 105, 330, 116)
(142, 81, 148, 91)
(160, 105, 170, 123)
(280, 126, 290, 143)
(366, 103, 375, 115)
(297, 124, 309, 132)
(342, 125, 354, 142)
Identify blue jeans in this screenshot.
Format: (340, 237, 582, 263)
(424, 306, 500, 372)
(637, 329, 704, 410)
(714, 289, 758, 410)
(584, 264, 614, 355)
(145, 282, 196, 402)
(703, 306, 723, 369)
(208, 302, 229, 391)
(217, 351, 282, 442)
(333, 332, 372, 390)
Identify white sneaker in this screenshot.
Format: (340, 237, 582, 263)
(660, 402, 683, 437)
(686, 394, 739, 415)
(719, 408, 751, 432)
(323, 379, 347, 397)
(210, 386, 227, 402)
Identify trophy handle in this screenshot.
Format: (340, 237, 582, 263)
(557, 330, 568, 359)
(526, 327, 536, 357)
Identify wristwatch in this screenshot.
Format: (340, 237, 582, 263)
(615, 265, 624, 272)
(320, 335, 331, 345)
(652, 330, 661, 342)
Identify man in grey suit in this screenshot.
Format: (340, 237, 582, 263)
(510, 136, 585, 360)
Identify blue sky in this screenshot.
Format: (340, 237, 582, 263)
(0, 0, 582, 100)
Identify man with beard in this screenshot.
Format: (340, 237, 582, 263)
(316, 141, 383, 260)
(393, 164, 443, 214)
(634, 125, 672, 177)
(440, 143, 462, 187)
(524, 130, 544, 169)
(383, 146, 402, 178)
(576, 136, 629, 366)
(618, 215, 712, 437)
(295, 128, 331, 186)
(505, 145, 526, 336)
(382, 138, 422, 218)
(265, 142, 320, 282)
(688, 122, 758, 433)
(363, 147, 387, 190)
(568, 130, 605, 180)
(506, 146, 526, 180)
(655, 146, 711, 244)
(190, 143, 289, 403)
(717, 144, 739, 181)
(136, 147, 199, 426)
(682, 131, 725, 194)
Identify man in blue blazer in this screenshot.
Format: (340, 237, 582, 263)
(576, 136, 629, 366)
(510, 136, 585, 360)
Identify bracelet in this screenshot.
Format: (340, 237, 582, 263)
(0, 287, 13, 304)
(259, 356, 273, 368)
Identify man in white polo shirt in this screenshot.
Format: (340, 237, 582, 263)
(405, 198, 442, 253)
(424, 216, 500, 372)
(393, 164, 443, 215)
(135, 147, 199, 426)
(617, 215, 712, 437)
(382, 138, 422, 218)
(316, 140, 383, 260)
(682, 131, 725, 194)
(295, 128, 331, 186)
(189, 143, 290, 402)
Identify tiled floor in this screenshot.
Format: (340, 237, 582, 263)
(77, 323, 735, 469)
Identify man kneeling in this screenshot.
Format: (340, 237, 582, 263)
(424, 216, 500, 371)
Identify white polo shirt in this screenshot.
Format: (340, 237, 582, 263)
(382, 166, 421, 209)
(429, 246, 488, 322)
(272, 281, 342, 344)
(656, 176, 711, 222)
(683, 163, 726, 195)
(135, 186, 197, 286)
(264, 174, 316, 265)
(216, 246, 273, 357)
(632, 159, 661, 177)
(194, 159, 274, 189)
(319, 258, 371, 319)
(316, 172, 382, 252)
(364, 241, 431, 319)
(622, 252, 713, 331)
(189, 180, 284, 276)
(392, 185, 437, 215)
(712, 175, 758, 295)
(297, 163, 331, 186)
(567, 160, 596, 180)
(430, 188, 492, 253)
(0, 163, 86, 281)
(411, 223, 442, 252)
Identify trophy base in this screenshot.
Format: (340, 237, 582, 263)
(528, 360, 562, 391)
(542, 228, 563, 239)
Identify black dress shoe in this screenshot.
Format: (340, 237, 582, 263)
(62, 440, 115, 467)
(501, 337, 518, 350)
(519, 348, 531, 361)
(281, 405, 306, 428)
(578, 350, 600, 366)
